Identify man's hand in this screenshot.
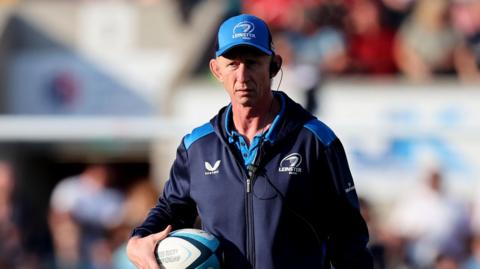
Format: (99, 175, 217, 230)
(126, 225, 172, 269)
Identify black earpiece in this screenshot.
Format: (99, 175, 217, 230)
(269, 54, 282, 78)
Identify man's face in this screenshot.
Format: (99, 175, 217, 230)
(210, 46, 271, 107)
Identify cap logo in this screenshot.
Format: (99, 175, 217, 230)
(232, 21, 256, 40)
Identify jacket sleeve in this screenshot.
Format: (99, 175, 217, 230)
(323, 138, 373, 269)
(132, 140, 197, 237)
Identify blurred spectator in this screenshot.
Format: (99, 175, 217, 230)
(387, 169, 470, 268)
(243, 0, 323, 30)
(121, 179, 159, 229)
(361, 195, 414, 269)
(0, 161, 40, 269)
(471, 183, 480, 236)
(276, 2, 348, 112)
(176, 0, 204, 24)
(49, 164, 124, 269)
(393, 0, 464, 81)
(345, 0, 398, 75)
(450, 0, 480, 82)
(359, 197, 387, 269)
(461, 234, 480, 269)
(434, 253, 460, 269)
(380, 0, 415, 28)
(112, 180, 159, 269)
(48, 212, 80, 269)
(294, 2, 349, 74)
(381, 0, 416, 12)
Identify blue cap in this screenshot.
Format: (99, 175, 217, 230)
(215, 14, 273, 57)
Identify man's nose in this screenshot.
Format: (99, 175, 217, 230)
(236, 63, 249, 82)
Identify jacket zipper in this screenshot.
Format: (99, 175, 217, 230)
(246, 170, 256, 268)
(231, 145, 261, 268)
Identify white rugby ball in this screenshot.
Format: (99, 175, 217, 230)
(154, 228, 222, 269)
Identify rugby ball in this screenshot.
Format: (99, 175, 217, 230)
(154, 228, 222, 269)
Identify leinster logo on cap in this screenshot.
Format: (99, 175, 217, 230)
(232, 21, 256, 40)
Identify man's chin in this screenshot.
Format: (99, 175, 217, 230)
(237, 100, 255, 107)
(235, 93, 256, 106)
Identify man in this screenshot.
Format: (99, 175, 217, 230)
(50, 164, 124, 268)
(127, 14, 372, 269)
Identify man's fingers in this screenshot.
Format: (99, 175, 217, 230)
(151, 225, 172, 242)
(147, 258, 161, 269)
(127, 225, 172, 269)
(146, 225, 172, 269)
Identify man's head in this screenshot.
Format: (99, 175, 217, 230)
(215, 14, 273, 57)
(214, 14, 282, 78)
(210, 14, 282, 107)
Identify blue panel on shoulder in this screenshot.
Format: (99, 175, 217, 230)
(304, 119, 336, 146)
(183, 122, 214, 150)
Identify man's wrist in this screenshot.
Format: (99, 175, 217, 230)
(131, 227, 153, 238)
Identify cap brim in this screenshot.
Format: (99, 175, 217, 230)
(216, 43, 272, 57)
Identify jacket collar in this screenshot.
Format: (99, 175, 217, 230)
(211, 91, 315, 147)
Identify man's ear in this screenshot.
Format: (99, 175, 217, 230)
(209, 59, 223, 82)
(269, 54, 283, 78)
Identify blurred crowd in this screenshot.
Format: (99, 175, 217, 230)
(0, 0, 479, 269)
(0, 161, 157, 269)
(181, 0, 480, 92)
(243, 0, 480, 85)
(196, 0, 480, 112)
(2, 161, 480, 269)
(363, 168, 480, 269)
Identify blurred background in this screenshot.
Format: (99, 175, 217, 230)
(0, 0, 479, 268)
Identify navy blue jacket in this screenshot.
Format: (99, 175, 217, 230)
(133, 92, 372, 268)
